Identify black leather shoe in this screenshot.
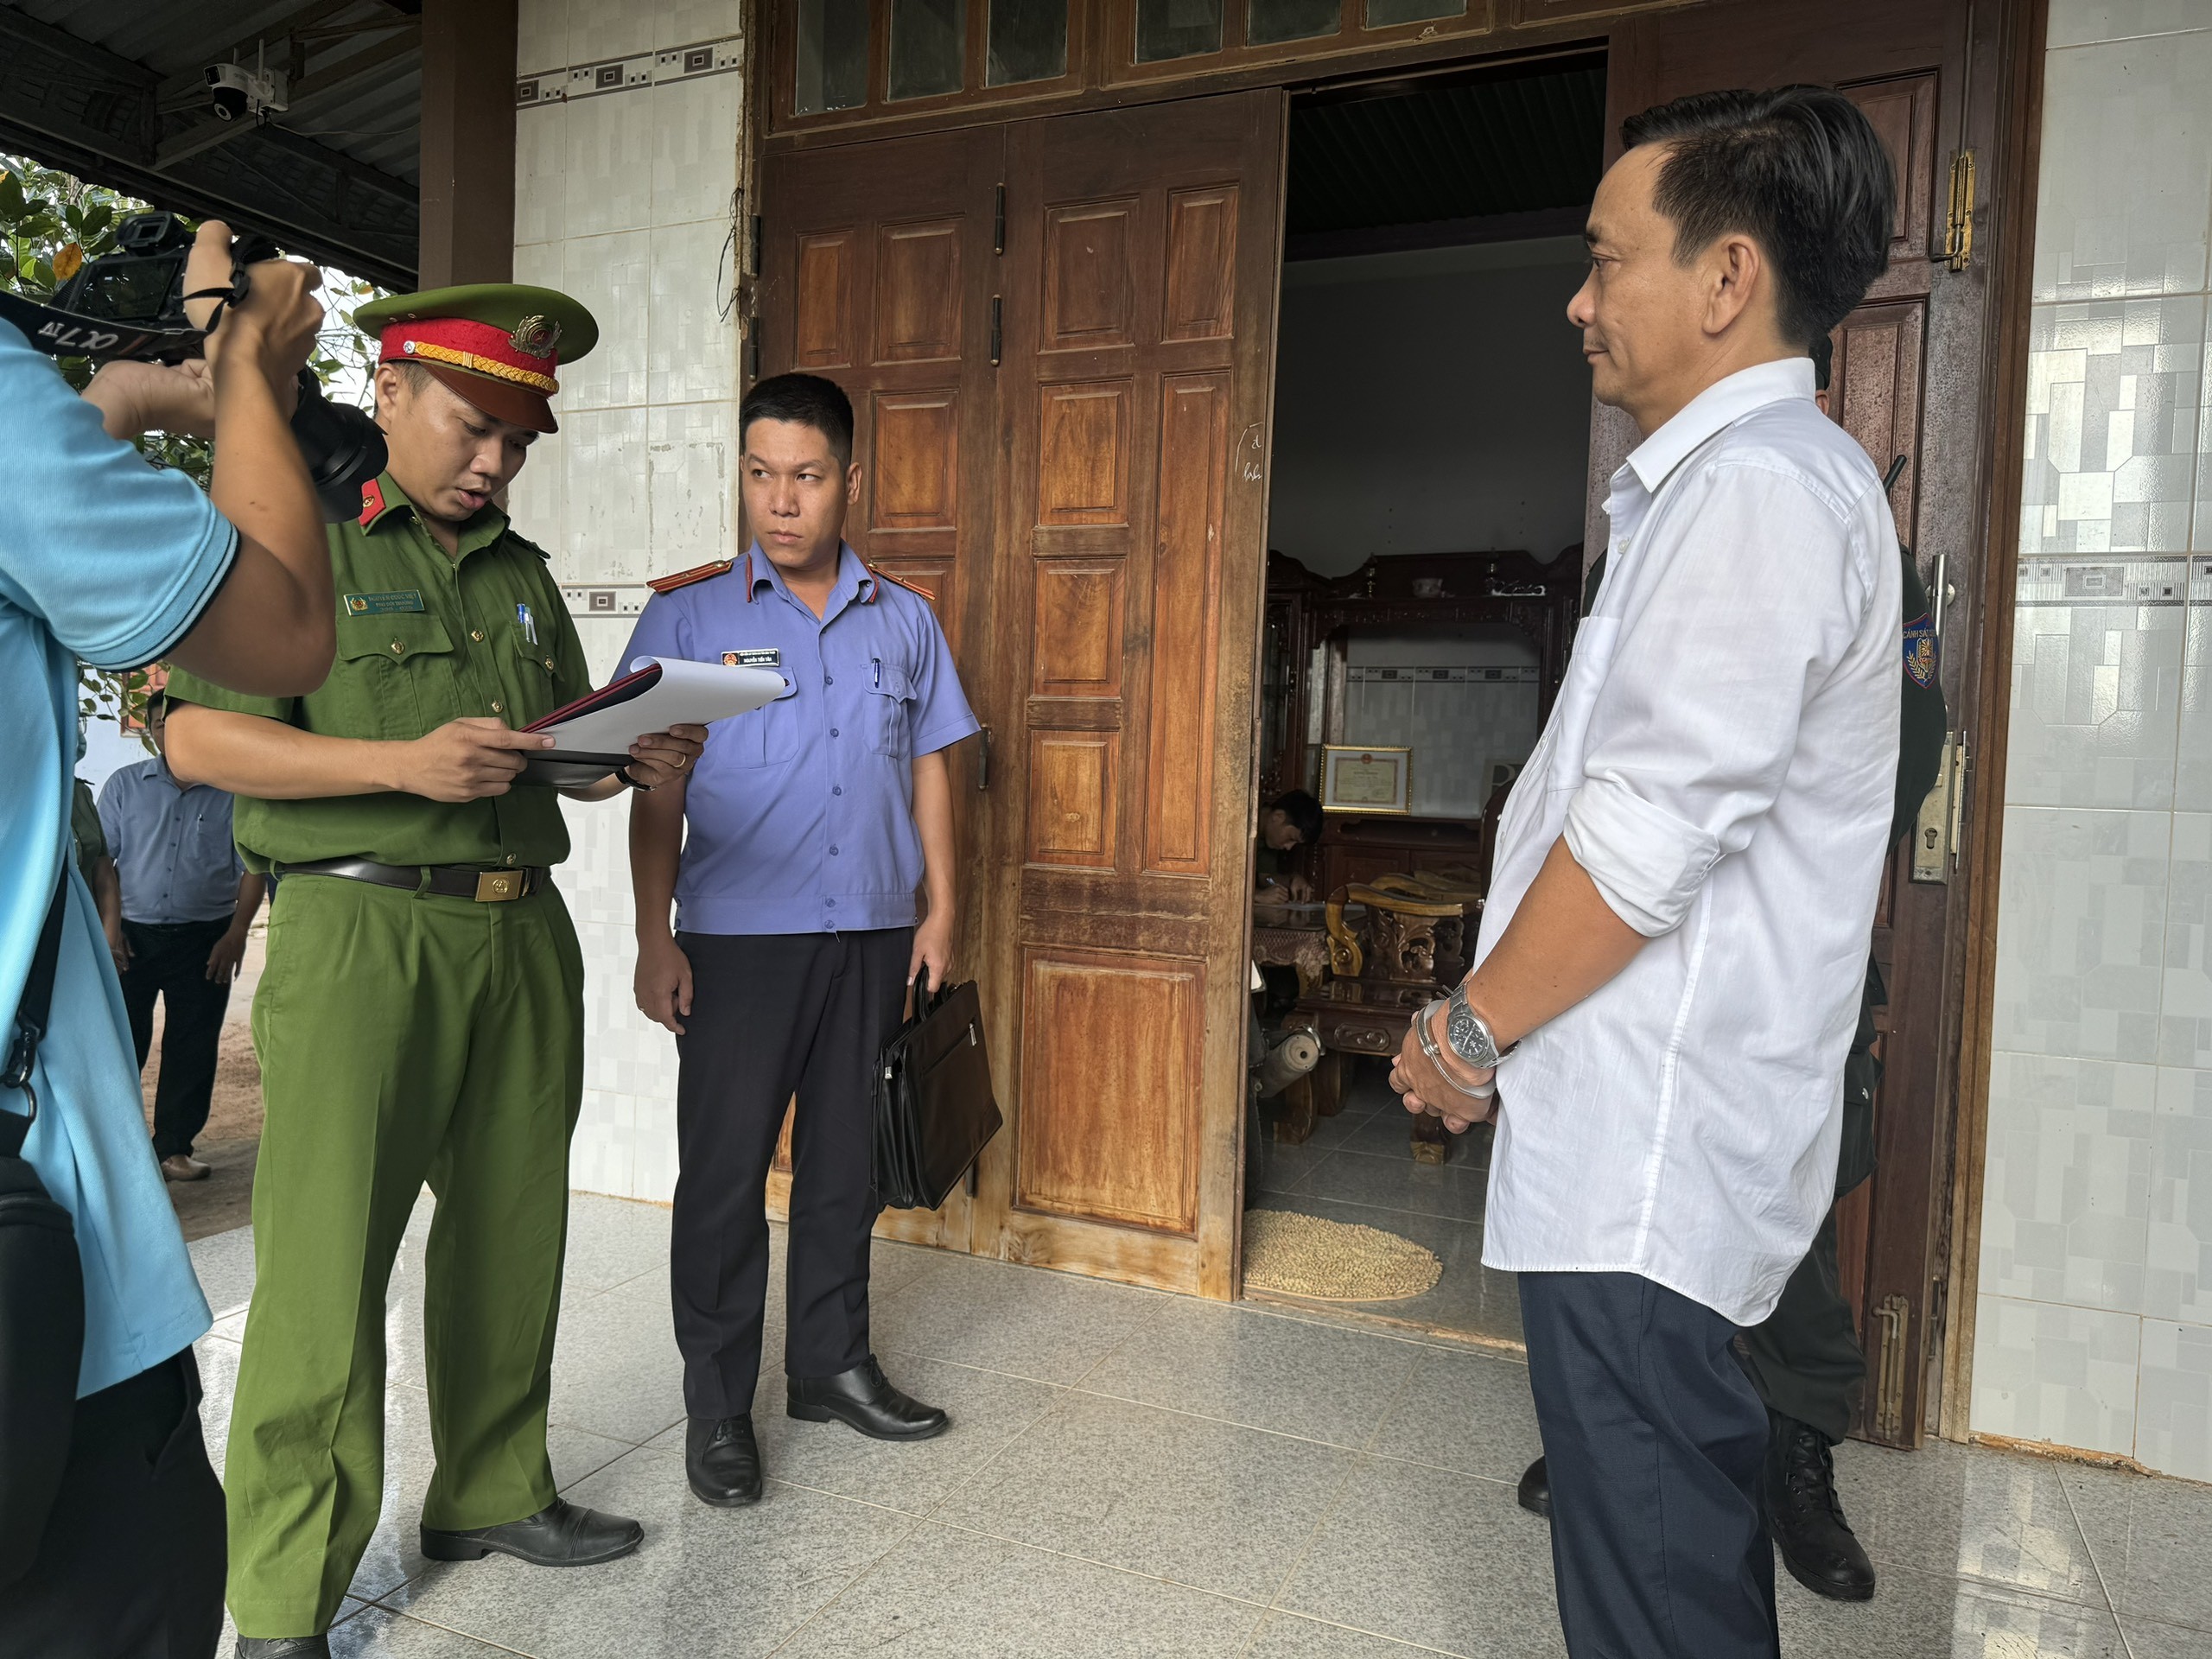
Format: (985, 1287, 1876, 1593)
(1517, 1455, 1552, 1519)
(687, 1414, 763, 1506)
(236, 1640, 330, 1658)
(419, 1497, 644, 1567)
(1764, 1411, 1876, 1601)
(788, 1355, 949, 1440)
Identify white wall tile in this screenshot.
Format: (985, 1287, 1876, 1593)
(2049, 0, 2212, 48)
(562, 405, 652, 583)
(570, 1084, 634, 1198)
(648, 218, 741, 405)
(2164, 812, 2212, 1065)
(2180, 559, 2212, 810)
(507, 425, 568, 567)
(569, 0, 658, 64)
(2034, 32, 2212, 300)
(2005, 561, 2188, 809)
(555, 230, 651, 411)
(648, 399, 736, 571)
(2136, 1319, 2212, 1479)
(2021, 300, 2202, 555)
(1981, 1052, 2157, 1315)
(563, 88, 657, 239)
(651, 72, 742, 228)
(515, 106, 569, 246)
(1993, 807, 2173, 1062)
(2149, 1065, 2212, 1320)
(517, 0, 569, 74)
(658, 0, 745, 47)
(1972, 1294, 2142, 1458)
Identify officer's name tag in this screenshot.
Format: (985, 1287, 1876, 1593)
(344, 590, 427, 616)
(721, 648, 780, 669)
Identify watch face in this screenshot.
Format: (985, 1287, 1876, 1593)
(1446, 1002, 1493, 1067)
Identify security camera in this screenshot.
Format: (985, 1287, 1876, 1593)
(205, 62, 287, 123)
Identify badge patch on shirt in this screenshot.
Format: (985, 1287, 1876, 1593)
(343, 590, 426, 616)
(1904, 613, 1938, 690)
(721, 648, 781, 669)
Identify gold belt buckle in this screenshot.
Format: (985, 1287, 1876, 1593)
(474, 869, 524, 903)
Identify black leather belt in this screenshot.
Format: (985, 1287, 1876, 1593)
(280, 858, 550, 903)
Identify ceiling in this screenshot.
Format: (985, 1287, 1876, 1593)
(1287, 60, 1605, 257)
(0, 0, 421, 286)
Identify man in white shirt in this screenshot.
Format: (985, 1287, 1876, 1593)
(1389, 88, 1900, 1658)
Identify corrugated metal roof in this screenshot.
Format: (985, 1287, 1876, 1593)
(1288, 62, 1605, 238)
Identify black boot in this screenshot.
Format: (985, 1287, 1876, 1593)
(420, 1497, 644, 1567)
(687, 1414, 763, 1507)
(1764, 1411, 1876, 1601)
(788, 1355, 949, 1440)
(236, 1640, 330, 1657)
(1517, 1455, 1551, 1519)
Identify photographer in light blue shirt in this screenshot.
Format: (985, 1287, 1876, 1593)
(0, 222, 332, 1658)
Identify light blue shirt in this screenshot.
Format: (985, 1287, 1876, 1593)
(622, 544, 979, 935)
(0, 320, 234, 1394)
(98, 758, 245, 925)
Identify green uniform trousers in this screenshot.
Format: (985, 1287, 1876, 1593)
(224, 874, 584, 1637)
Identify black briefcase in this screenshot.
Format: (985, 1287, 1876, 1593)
(872, 970, 1001, 1211)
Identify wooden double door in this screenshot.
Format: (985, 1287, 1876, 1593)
(757, 0, 2016, 1447)
(758, 93, 1287, 1295)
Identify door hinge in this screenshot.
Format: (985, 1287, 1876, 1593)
(989, 294, 1002, 366)
(994, 183, 1006, 256)
(1943, 149, 1976, 271)
(1873, 1293, 1912, 1440)
(748, 213, 763, 276)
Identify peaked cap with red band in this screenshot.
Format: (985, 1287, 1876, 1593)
(354, 283, 600, 435)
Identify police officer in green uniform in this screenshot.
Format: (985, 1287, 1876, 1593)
(1516, 337, 1947, 1605)
(164, 285, 706, 1658)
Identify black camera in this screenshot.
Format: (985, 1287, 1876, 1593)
(0, 211, 385, 521)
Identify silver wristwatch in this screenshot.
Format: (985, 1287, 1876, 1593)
(1444, 982, 1514, 1071)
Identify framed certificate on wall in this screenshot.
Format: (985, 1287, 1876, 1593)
(1320, 746, 1413, 816)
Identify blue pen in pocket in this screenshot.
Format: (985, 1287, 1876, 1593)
(518, 602, 537, 645)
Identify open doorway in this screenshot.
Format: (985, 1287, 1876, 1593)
(1242, 56, 1604, 1349)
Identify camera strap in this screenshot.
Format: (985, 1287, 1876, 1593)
(1, 866, 68, 1159)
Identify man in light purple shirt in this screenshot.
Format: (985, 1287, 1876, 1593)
(626, 372, 978, 1510)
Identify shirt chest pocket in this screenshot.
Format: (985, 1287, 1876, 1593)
(869, 662, 913, 760)
(336, 613, 461, 741)
(510, 628, 567, 725)
(713, 679, 804, 770)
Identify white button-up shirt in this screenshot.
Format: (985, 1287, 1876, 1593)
(1477, 358, 1902, 1326)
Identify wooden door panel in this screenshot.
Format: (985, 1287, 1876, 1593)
(758, 126, 1005, 1250)
(974, 91, 1287, 1298)
(1832, 299, 1927, 546)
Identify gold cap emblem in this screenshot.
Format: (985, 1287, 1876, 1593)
(510, 315, 562, 359)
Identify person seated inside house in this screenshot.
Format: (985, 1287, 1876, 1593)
(1255, 789, 1323, 902)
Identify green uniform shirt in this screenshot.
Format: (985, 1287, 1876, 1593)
(70, 777, 108, 884)
(165, 474, 593, 871)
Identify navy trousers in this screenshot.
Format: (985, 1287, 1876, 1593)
(1519, 1271, 1780, 1659)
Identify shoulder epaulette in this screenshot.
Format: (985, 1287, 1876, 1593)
(868, 564, 936, 605)
(647, 559, 734, 594)
(357, 478, 386, 528)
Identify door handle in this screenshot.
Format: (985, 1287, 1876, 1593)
(976, 724, 991, 791)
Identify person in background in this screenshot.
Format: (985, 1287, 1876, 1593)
(97, 690, 264, 1183)
(0, 220, 332, 1659)
(630, 371, 979, 1511)
(1388, 88, 1900, 1657)
(1255, 788, 1323, 899)
(69, 734, 121, 939)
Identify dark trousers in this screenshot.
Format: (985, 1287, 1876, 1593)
(1739, 1203, 1866, 1444)
(671, 928, 912, 1420)
(0, 1349, 226, 1659)
(119, 917, 234, 1158)
(1521, 1271, 1779, 1659)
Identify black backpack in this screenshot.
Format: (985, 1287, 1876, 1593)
(0, 871, 87, 1584)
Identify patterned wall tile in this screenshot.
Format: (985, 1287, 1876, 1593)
(1972, 1294, 2142, 1457)
(651, 69, 741, 229)
(2033, 32, 2212, 299)
(648, 218, 741, 406)
(2020, 300, 2202, 555)
(2005, 556, 2188, 809)
(1980, 1052, 2156, 1315)
(2163, 811, 2212, 1065)
(2049, 1, 2212, 48)
(555, 230, 651, 412)
(1992, 807, 2172, 1062)
(2179, 558, 2212, 810)
(2149, 1065, 2212, 1321)
(2136, 1319, 2212, 1480)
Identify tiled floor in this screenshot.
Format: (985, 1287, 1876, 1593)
(187, 1194, 2212, 1659)
(1249, 1071, 1523, 1348)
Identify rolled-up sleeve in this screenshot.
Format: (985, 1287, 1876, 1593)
(1567, 461, 1869, 938)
